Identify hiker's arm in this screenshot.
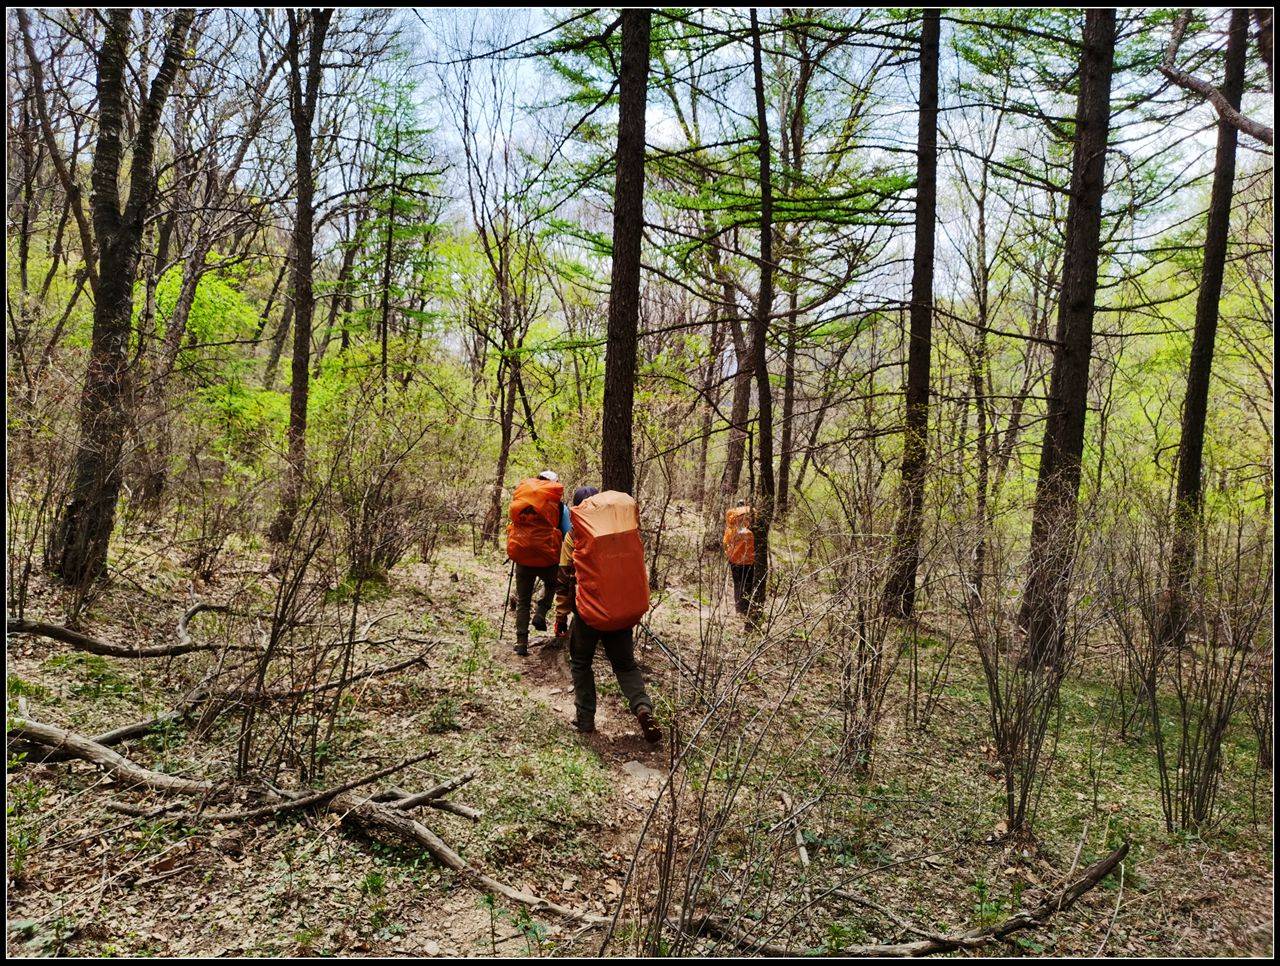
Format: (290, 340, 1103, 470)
(555, 532, 575, 633)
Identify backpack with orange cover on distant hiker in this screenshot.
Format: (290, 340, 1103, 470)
(723, 504, 755, 566)
(507, 477, 564, 568)
(571, 490, 649, 632)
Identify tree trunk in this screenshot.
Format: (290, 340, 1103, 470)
(775, 34, 815, 519)
(719, 306, 753, 502)
(969, 329, 991, 601)
(1017, 9, 1117, 667)
(968, 135, 994, 601)
(16, 9, 99, 294)
(695, 314, 725, 505)
(269, 9, 333, 549)
(703, 242, 747, 550)
(481, 359, 518, 544)
(1254, 9, 1273, 88)
(881, 10, 940, 618)
(254, 253, 291, 342)
(748, 9, 776, 617)
(777, 306, 798, 516)
(601, 9, 651, 495)
(135, 233, 215, 507)
(48, 9, 194, 586)
(263, 289, 295, 391)
(313, 228, 361, 377)
(1158, 8, 1248, 650)
(379, 125, 400, 400)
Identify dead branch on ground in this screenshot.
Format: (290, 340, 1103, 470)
(684, 841, 1129, 956)
(7, 614, 257, 658)
(8, 718, 215, 795)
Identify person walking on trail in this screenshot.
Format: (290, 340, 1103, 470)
(506, 470, 564, 657)
(724, 503, 757, 615)
(555, 486, 662, 743)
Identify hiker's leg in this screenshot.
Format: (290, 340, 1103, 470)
(533, 564, 556, 626)
(742, 562, 757, 609)
(514, 564, 535, 644)
(743, 563, 759, 609)
(730, 565, 749, 614)
(568, 618, 599, 723)
(602, 628, 653, 714)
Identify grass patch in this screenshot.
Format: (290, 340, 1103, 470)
(43, 653, 135, 700)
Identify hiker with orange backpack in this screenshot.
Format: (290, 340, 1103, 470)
(554, 486, 662, 742)
(507, 470, 566, 657)
(724, 503, 757, 615)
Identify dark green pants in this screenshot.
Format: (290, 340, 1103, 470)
(568, 618, 652, 723)
(730, 563, 757, 614)
(514, 563, 557, 644)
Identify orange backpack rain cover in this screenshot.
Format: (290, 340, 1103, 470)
(724, 505, 755, 565)
(571, 491, 650, 632)
(506, 478, 564, 567)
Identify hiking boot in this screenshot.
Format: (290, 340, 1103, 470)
(636, 707, 662, 744)
(531, 611, 548, 632)
(514, 641, 529, 657)
(573, 715, 596, 734)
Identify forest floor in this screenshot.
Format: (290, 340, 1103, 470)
(5, 521, 1274, 958)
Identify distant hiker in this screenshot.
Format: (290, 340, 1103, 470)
(555, 486, 662, 743)
(723, 503, 757, 615)
(506, 471, 565, 657)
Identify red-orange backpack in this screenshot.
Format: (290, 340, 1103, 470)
(571, 491, 649, 632)
(724, 505, 755, 565)
(506, 478, 564, 567)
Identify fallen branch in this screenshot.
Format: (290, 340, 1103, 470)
(14, 712, 189, 766)
(324, 790, 608, 924)
(392, 767, 478, 810)
(7, 719, 214, 796)
(686, 842, 1129, 957)
(7, 615, 257, 658)
(176, 602, 231, 649)
(780, 790, 812, 905)
(192, 751, 438, 821)
(12, 657, 252, 765)
(420, 799, 482, 821)
(374, 784, 482, 821)
(104, 802, 186, 818)
(233, 648, 438, 704)
(828, 889, 950, 943)
(13, 701, 591, 930)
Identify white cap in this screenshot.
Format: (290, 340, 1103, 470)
(538, 470, 559, 482)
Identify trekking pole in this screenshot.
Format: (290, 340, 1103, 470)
(640, 622, 698, 684)
(498, 559, 514, 642)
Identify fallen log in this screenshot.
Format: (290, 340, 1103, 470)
(686, 841, 1129, 957)
(8, 718, 214, 796)
(13, 711, 191, 766)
